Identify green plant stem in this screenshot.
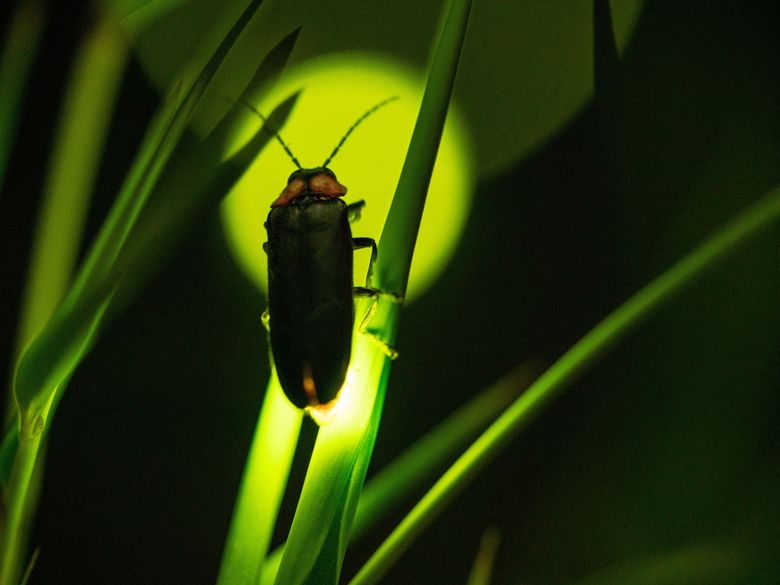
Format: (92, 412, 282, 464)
(348, 184, 780, 585)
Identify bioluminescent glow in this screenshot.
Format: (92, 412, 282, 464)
(220, 53, 474, 301)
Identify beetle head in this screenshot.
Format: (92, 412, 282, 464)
(271, 167, 347, 207)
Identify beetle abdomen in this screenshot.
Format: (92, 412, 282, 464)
(266, 197, 354, 408)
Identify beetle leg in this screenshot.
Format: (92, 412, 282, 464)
(352, 237, 377, 286)
(346, 200, 366, 223)
(262, 241, 269, 254)
(261, 308, 270, 332)
(352, 287, 403, 359)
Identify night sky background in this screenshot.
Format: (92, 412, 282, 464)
(0, 1, 778, 584)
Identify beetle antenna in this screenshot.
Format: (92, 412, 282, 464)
(322, 96, 399, 167)
(238, 97, 302, 169)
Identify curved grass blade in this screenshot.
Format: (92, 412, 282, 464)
(12, 0, 281, 429)
(2, 90, 298, 584)
(348, 184, 780, 585)
(67, 0, 266, 304)
(351, 362, 537, 540)
(272, 333, 390, 585)
(3, 12, 294, 582)
(8, 7, 128, 426)
(273, 0, 473, 583)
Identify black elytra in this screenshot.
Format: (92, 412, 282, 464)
(265, 189, 355, 409)
(258, 97, 397, 411)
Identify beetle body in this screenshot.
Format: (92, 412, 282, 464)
(253, 97, 398, 413)
(265, 169, 356, 409)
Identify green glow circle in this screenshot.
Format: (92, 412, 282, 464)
(220, 53, 474, 301)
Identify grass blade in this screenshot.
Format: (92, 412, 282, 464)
(13, 6, 127, 388)
(351, 362, 537, 540)
(216, 375, 302, 585)
(348, 184, 780, 585)
(465, 527, 501, 585)
(68, 0, 266, 304)
(12, 0, 270, 427)
(593, 0, 620, 96)
(273, 0, 473, 583)
(375, 0, 474, 297)
(259, 363, 536, 585)
(273, 334, 390, 585)
(2, 5, 291, 581)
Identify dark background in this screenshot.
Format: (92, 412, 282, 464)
(1, 1, 778, 584)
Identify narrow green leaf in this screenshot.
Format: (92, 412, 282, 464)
(17, 548, 39, 585)
(12, 0, 272, 423)
(259, 363, 536, 585)
(465, 527, 501, 585)
(216, 376, 302, 585)
(12, 7, 127, 410)
(273, 0, 474, 583)
(375, 0, 474, 297)
(348, 184, 780, 585)
(4, 13, 295, 583)
(68, 0, 266, 303)
(273, 331, 391, 585)
(352, 363, 536, 540)
(12, 90, 299, 426)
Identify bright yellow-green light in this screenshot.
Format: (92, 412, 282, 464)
(220, 53, 474, 301)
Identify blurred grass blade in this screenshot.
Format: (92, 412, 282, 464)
(13, 0, 270, 427)
(259, 363, 534, 585)
(273, 1, 473, 584)
(465, 527, 501, 585)
(216, 375, 302, 585)
(105, 90, 301, 316)
(4, 7, 290, 582)
(13, 89, 300, 430)
(566, 540, 751, 585)
(68, 0, 266, 303)
(5, 93, 298, 573)
(13, 6, 127, 395)
(16, 547, 39, 585)
(348, 184, 780, 585)
(375, 0, 473, 297)
(0, 0, 46, 189)
(351, 362, 536, 540)
(115, 0, 193, 33)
